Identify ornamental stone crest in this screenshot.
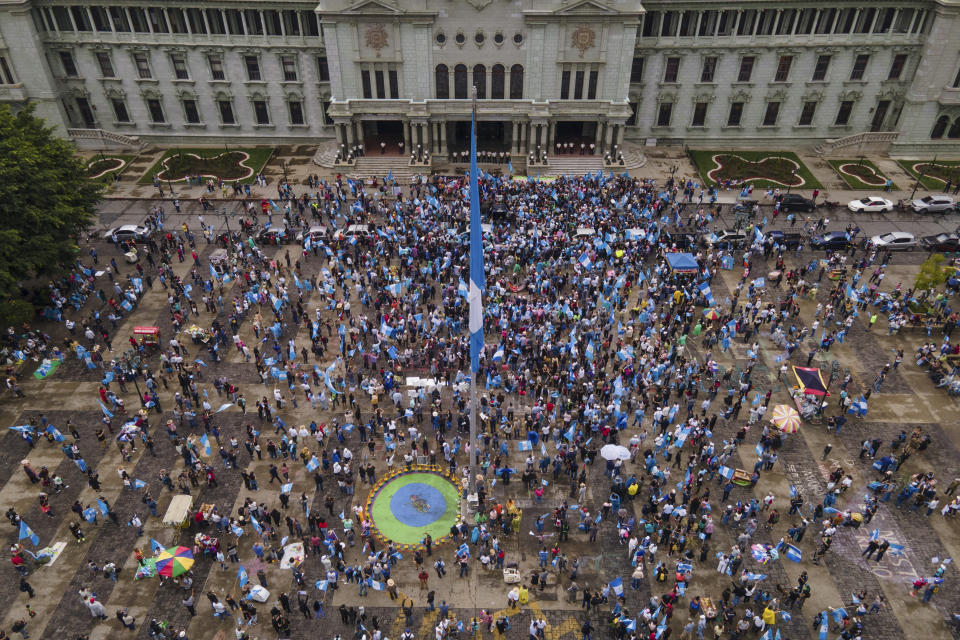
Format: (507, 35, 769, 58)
(465, 0, 493, 10)
(365, 24, 389, 57)
(571, 25, 595, 57)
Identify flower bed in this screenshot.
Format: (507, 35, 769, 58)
(897, 160, 960, 191)
(138, 147, 273, 184)
(828, 159, 896, 190)
(690, 150, 822, 190)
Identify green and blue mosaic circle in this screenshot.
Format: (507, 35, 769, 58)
(366, 468, 462, 548)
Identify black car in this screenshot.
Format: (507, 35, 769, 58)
(920, 233, 960, 252)
(811, 232, 850, 250)
(256, 228, 288, 245)
(778, 194, 815, 212)
(766, 230, 803, 249)
(664, 232, 700, 250)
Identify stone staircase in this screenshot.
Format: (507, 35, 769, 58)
(311, 139, 340, 168)
(618, 142, 649, 171)
(344, 156, 421, 183)
(542, 155, 604, 176)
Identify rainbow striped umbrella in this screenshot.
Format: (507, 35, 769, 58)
(155, 545, 194, 577)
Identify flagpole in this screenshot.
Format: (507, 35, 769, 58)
(468, 84, 480, 498)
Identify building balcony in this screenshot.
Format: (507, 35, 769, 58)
(0, 83, 27, 102)
(331, 98, 632, 120)
(41, 31, 324, 50)
(939, 87, 960, 105)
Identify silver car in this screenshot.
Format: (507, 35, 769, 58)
(910, 194, 956, 213)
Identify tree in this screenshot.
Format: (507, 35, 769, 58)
(0, 104, 101, 300)
(914, 253, 949, 291)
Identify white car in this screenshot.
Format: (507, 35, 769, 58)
(103, 224, 149, 241)
(847, 196, 894, 213)
(869, 231, 916, 250)
(910, 195, 957, 214)
(296, 225, 329, 242)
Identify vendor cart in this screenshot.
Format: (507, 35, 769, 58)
(133, 326, 161, 351)
(162, 494, 193, 535)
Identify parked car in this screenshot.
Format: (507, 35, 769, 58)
(869, 231, 916, 250)
(664, 232, 700, 250)
(103, 224, 149, 242)
(766, 230, 803, 249)
(296, 225, 329, 243)
(847, 196, 894, 213)
(256, 228, 287, 245)
(778, 194, 815, 212)
(910, 194, 957, 214)
(811, 231, 851, 251)
(705, 230, 749, 248)
(920, 233, 960, 252)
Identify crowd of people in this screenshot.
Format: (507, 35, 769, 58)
(3, 167, 958, 640)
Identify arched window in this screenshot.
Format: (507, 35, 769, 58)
(491, 64, 505, 99)
(454, 64, 468, 99)
(931, 115, 949, 139)
(510, 64, 523, 99)
(473, 64, 486, 99)
(949, 117, 960, 139)
(435, 64, 449, 99)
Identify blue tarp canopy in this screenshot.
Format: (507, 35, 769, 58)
(665, 252, 699, 273)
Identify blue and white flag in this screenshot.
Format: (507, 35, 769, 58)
(609, 576, 624, 596)
(869, 529, 879, 541)
(151, 538, 164, 553)
(215, 403, 233, 414)
(468, 105, 485, 374)
(780, 611, 791, 622)
(517, 440, 532, 452)
(458, 543, 471, 558)
(97, 499, 110, 515)
(98, 400, 114, 417)
(783, 544, 803, 562)
(888, 543, 905, 556)
(743, 572, 767, 582)
(281, 483, 293, 494)
(134, 478, 147, 489)
(306, 456, 320, 472)
(718, 466, 735, 480)
(316, 580, 328, 591)
(238, 566, 249, 586)
(818, 611, 828, 640)
(19, 520, 39, 546)
(369, 580, 385, 591)
(200, 433, 212, 456)
(83, 507, 98, 523)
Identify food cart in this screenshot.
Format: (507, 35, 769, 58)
(162, 494, 193, 530)
(790, 366, 829, 423)
(194, 532, 220, 557)
(133, 326, 161, 351)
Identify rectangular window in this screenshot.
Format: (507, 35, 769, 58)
(70, 6, 90, 31)
(798, 101, 817, 126)
(587, 69, 598, 99)
(133, 52, 151, 79)
(717, 10, 735, 36)
(218, 100, 235, 124)
(691, 102, 708, 127)
(776, 9, 796, 35)
(875, 8, 895, 33)
(815, 8, 835, 34)
(953, 67, 960, 89)
(253, 100, 270, 125)
(660, 11, 677, 37)
(244, 9, 263, 35)
(855, 8, 875, 33)
(147, 98, 164, 123)
(263, 10, 281, 36)
(738, 57, 754, 83)
(837, 8, 856, 34)
(737, 10, 757, 36)
(888, 54, 907, 80)
(59, 51, 78, 77)
(0, 56, 14, 84)
(796, 8, 815, 34)
(361, 69, 372, 98)
(301, 11, 319, 37)
(209, 55, 225, 80)
(663, 57, 680, 83)
(679, 12, 694, 37)
(244, 56, 261, 81)
(630, 57, 644, 84)
(289, 101, 304, 125)
(701, 56, 717, 83)
(641, 11, 658, 38)
(774, 56, 792, 82)
(283, 11, 300, 36)
(656, 102, 673, 127)
(187, 9, 206, 34)
(90, 7, 110, 31)
(225, 9, 244, 35)
(147, 8, 168, 33)
(574, 69, 585, 99)
(756, 9, 775, 36)
(835, 100, 853, 125)
(316, 56, 330, 82)
(95, 52, 114, 78)
(168, 8, 187, 34)
(52, 7, 72, 31)
(111, 99, 130, 123)
(699, 10, 717, 36)
(128, 8, 149, 32)
(812, 55, 831, 82)
(207, 9, 226, 35)
(560, 70, 570, 99)
(183, 99, 200, 124)
(894, 8, 914, 33)
(388, 69, 399, 99)
(850, 54, 869, 81)
(171, 54, 189, 80)
(374, 69, 385, 99)
(762, 101, 780, 126)
(727, 102, 743, 127)
(281, 56, 298, 82)
(109, 7, 130, 32)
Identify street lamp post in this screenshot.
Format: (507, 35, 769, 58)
(911, 154, 937, 201)
(787, 169, 798, 195)
(282, 161, 289, 185)
(121, 357, 145, 406)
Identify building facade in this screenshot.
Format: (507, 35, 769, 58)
(0, 0, 958, 157)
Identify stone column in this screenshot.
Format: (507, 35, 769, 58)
(547, 121, 556, 152)
(345, 121, 355, 146)
(439, 121, 447, 155)
(603, 122, 614, 153)
(596, 122, 606, 154)
(615, 122, 625, 148)
(403, 120, 411, 150)
(512, 121, 519, 154)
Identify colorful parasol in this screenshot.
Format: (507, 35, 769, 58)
(792, 366, 830, 396)
(702, 308, 720, 321)
(155, 546, 194, 577)
(770, 404, 801, 433)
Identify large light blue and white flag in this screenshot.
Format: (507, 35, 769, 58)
(468, 100, 485, 373)
(19, 520, 39, 546)
(609, 576, 624, 597)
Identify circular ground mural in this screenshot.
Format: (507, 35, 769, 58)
(367, 467, 462, 548)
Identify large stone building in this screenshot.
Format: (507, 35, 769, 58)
(0, 0, 959, 159)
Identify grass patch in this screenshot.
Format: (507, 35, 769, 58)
(85, 154, 136, 179)
(828, 159, 897, 190)
(138, 147, 273, 184)
(897, 160, 960, 192)
(690, 150, 822, 190)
